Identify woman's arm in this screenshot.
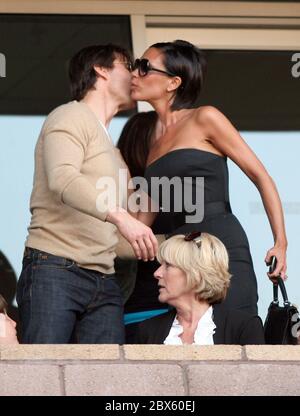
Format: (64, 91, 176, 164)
(137, 210, 158, 227)
(124, 167, 158, 226)
(198, 106, 288, 279)
(136, 189, 159, 227)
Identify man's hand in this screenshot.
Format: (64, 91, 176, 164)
(106, 208, 158, 261)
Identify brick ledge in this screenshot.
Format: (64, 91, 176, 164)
(1, 345, 300, 396)
(0, 344, 300, 361)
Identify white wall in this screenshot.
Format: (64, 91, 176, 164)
(0, 115, 299, 319)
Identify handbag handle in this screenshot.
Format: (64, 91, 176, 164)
(268, 256, 290, 306)
(272, 278, 291, 306)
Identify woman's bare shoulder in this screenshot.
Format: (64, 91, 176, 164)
(195, 105, 224, 123)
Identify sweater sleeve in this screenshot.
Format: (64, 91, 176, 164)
(43, 111, 111, 222)
(115, 232, 166, 259)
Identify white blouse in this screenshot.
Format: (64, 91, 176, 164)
(163, 306, 216, 345)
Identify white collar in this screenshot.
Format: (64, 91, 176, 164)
(74, 100, 113, 145)
(98, 119, 113, 144)
(164, 306, 216, 345)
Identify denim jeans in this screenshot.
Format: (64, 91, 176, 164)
(16, 248, 125, 344)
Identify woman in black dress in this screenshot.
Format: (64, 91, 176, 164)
(120, 40, 287, 341)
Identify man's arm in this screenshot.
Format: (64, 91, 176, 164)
(116, 231, 166, 259)
(43, 119, 110, 221)
(43, 114, 158, 260)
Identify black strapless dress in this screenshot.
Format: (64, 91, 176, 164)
(125, 148, 258, 316)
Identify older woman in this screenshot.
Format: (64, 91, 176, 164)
(0, 294, 18, 345)
(131, 233, 265, 345)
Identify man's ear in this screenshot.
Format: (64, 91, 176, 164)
(166, 76, 182, 93)
(93, 65, 109, 81)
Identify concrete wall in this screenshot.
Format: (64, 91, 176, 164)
(1, 345, 300, 396)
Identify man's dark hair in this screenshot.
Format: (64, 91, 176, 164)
(150, 40, 207, 111)
(69, 44, 132, 101)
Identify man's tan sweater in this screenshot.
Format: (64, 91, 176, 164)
(26, 100, 128, 274)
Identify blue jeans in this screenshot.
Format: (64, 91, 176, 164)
(16, 248, 125, 344)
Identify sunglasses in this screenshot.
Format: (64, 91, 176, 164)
(114, 60, 133, 72)
(184, 231, 202, 248)
(133, 58, 177, 77)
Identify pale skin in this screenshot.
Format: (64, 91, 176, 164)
(81, 55, 158, 261)
(131, 46, 288, 280)
(0, 313, 18, 345)
(154, 261, 210, 345)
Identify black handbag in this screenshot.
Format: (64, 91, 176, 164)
(264, 278, 300, 345)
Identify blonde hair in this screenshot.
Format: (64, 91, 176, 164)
(157, 233, 231, 304)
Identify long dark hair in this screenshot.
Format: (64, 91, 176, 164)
(117, 111, 158, 178)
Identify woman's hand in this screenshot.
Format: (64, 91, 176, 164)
(265, 243, 287, 282)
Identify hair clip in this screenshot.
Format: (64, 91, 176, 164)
(184, 231, 202, 247)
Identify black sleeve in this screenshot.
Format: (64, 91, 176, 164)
(239, 316, 266, 345)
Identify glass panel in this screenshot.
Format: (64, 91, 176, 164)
(0, 14, 132, 115)
(199, 50, 299, 130)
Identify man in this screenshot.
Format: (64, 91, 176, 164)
(17, 44, 157, 344)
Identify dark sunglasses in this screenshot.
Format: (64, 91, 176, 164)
(114, 60, 133, 72)
(133, 58, 177, 77)
(184, 231, 202, 247)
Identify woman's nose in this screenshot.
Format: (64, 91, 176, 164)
(154, 265, 163, 279)
(131, 69, 138, 78)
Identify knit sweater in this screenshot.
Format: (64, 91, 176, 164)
(26, 100, 128, 274)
